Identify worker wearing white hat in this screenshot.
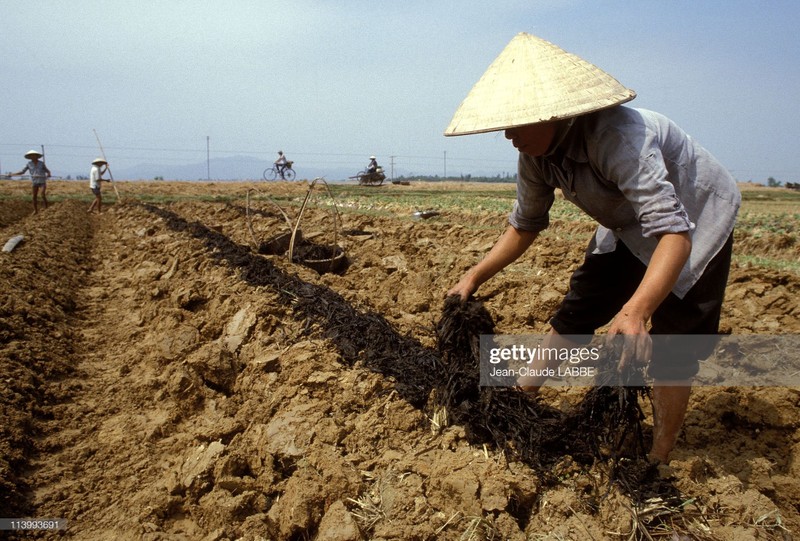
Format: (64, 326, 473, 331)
(88, 158, 109, 214)
(447, 33, 741, 464)
(9, 149, 52, 214)
(366, 155, 379, 174)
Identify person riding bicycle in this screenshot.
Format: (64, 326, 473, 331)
(274, 151, 290, 179)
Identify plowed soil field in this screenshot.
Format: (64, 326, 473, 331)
(1, 179, 798, 540)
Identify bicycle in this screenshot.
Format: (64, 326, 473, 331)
(263, 161, 296, 181)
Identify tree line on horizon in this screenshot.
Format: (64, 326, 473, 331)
(394, 172, 517, 183)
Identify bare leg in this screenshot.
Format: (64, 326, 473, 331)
(41, 184, 48, 209)
(649, 382, 691, 463)
(32, 185, 39, 214)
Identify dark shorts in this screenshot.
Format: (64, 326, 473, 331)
(91, 187, 101, 196)
(550, 233, 734, 380)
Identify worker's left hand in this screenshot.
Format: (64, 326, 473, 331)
(447, 273, 478, 302)
(607, 308, 652, 373)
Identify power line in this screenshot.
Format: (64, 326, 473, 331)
(3, 142, 796, 179)
(0, 142, 515, 165)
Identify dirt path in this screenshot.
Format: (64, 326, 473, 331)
(17, 201, 270, 539)
(27, 207, 170, 536)
(1, 183, 799, 540)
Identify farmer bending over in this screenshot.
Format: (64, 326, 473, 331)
(445, 33, 740, 464)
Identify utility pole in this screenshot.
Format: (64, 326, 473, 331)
(206, 136, 210, 180)
(443, 151, 447, 179)
(390, 155, 395, 181)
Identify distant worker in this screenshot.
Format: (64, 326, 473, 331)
(87, 158, 109, 214)
(367, 155, 379, 173)
(275, 151, 290, 179)
(9, 149, 52, 214)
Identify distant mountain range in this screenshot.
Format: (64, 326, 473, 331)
(4, 154, 493, 182)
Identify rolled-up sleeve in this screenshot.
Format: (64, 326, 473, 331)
(595, 127, 694, 238)
(508, 154, 555, 232)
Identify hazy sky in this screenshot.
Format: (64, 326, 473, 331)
(2, 0, 799, 181)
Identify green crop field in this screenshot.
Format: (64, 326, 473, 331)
(3, 179, 797, 273)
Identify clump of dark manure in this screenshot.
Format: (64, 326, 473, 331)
(433, 295, 651, 470)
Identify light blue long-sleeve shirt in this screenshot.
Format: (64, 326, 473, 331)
(509, 106, 741, 299)
(22, 160, 49, 183)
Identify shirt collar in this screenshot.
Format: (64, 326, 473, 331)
(542, 117, 588, 166)
(543, 119, 574, 157)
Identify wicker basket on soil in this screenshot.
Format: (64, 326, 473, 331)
(258, 229, 303, 255)
(292, 243, 347, 274)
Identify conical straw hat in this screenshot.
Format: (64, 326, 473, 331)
(444, 33, 636, 136)
(24, 149, 43, 159)
(92, 158, 107, 165)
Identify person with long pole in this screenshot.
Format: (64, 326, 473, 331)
(92, 129, 121, 201)
(87, 158, 110, 213)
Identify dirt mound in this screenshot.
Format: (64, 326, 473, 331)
(0, 181, 798, 540)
